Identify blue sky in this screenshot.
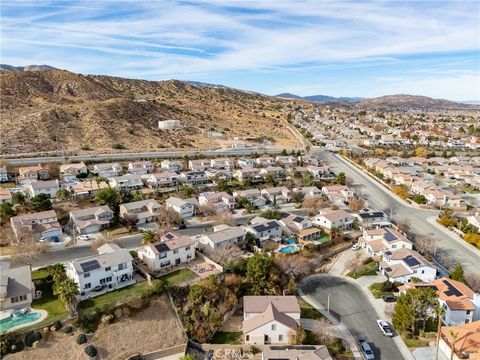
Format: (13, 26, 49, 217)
(1, 0, 479, 100)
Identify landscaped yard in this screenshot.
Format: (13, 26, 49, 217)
(347, 259, 378, 279)
(78, 280, 150, 313)
(160, 268, 198, 285)
(402, 335, 429, 348)
(211, 331, 242, 344)
(32, 268, 50, 281)
(298, 297, 324, 320)
(315, 235, 330, 244)
(369, 282, 393, 299)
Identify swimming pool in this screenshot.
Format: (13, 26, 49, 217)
(0, 312, 41, 333)
(278, 245, 299, 254)
(285, 238, 296, 244)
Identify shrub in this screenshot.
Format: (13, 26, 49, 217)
(76, 333, 88, 345)
(1, 336, 13, 355)
(74, 313, 100, 333)
(24, 331, 42, 347)
(53, 320, 62, 331)
(63, 326, 73, 334)
(12, 340, 25, 353)
(84, 344, 97, 358)
(111, 143, 126, 150)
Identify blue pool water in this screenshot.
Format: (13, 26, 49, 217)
(285, 238, 296, 244)
(278, 245, 298, 254)
(0, 312, 41, 333)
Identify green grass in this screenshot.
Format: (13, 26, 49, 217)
(211, 331, 242, 344)
(369, 282, 392, 299)
(32, 268, 50, 280)
(298, 297, 324, 320)
(160, 268, 198, 285)
(402, 335, 429, 348)
(305, 330, 322, 345)
(315, 235, 330, 244)
(347, 260, 378, 279)
(78, 281, 150, 313)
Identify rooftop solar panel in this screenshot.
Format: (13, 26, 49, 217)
(442, 279, 462, 297)
(154, 242, 169, 253)
(80, 260, 100, 272)
(404, 255, 420, 267)
(384, 230, 398, 242)
(293, 216, 304, 223)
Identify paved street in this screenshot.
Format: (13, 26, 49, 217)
(302, 275, 404, 360)
(316, 150, 480, 275)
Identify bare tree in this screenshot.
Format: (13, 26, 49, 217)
(302, 196, 329, 213)
(414, 235, 436, 257)
(90, 236, 120, 251)
(197, 204, 216, 217)
(465, 273, 480, 292)
(211, 245, 243, 265)
(213, 211, 235, 226)
(396, 218, 411, 234)
(10, 229, 51, 268)
(348, 197, 365, 213)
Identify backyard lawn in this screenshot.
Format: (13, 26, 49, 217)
(32, 268, 50, 281)
(211, 331, 242, 344)
(78, 280, 150, 313)
(368, 282, 397, 299)
(347, 259, 378, 279)
(298, 297, 324, 320)
(160, 268, 198, 285)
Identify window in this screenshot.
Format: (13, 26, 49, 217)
(161, 261, 171, 268)
(84, 283, 91, 289)
(173, 249, 179, 254)
(186, 246, 190, 251)
(279, 335, 283, 341)
(271, 324, 276, 331)
(11, 295, 27, 303)
(160, 253, 167, 259)
(106, 277, 112, 282)
(84, 272, 90, 278)
(118, 263, 126, 270)
(100, 278, 106, 284)
(466, 310, 471, 315)
(105, 267, 111, 272)
(245, 335, 250, 341)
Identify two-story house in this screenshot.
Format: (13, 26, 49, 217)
(17, 165, 49, 185)
(196, 225, 246, 255)
(70, 205, 114, 234)
(233, 189, 266, 208)
(356, 208, 391, 228)
(246, 218, 283, 244)
(233, 168, 263, 182)
(243, 296, 300, 345)
(198, 191, 236, 213)
(138, 236, 197, 272)
(160, 160, 184, 172)
(360, 228, 413, 256)
(255, 157, 276, 167)
(128, 161, 155, 175)
(321, 185, 354, 204)
(237, 158, 256, 169)
(260, 166, 285, 179)
(188, 159, 211, 171)
(0, 261, 34, 318)
(210, 158, 234, 171)
(379, 248, 437, 283)
(93, 163, 123, 178)
(146, 172, 180, 189)
(165, 197, 198, 218)
(0, 188, 12, 204)
(261, 187, 291, 204)
(0, 166, 8, 183)
(280, 213, 321, 242)
(71, 180, 109, 197)
(66, 243, 135, 301)
(60, 162, 88, 182)
(293, 186, 322, 199)
(119, 199, 161, 225)
(180, 171, 209, 187)
(10, 210, 62, 242)
(108, 174, 144, 191)
(25, 180, 60, 198)
(314, 208, 354, 231)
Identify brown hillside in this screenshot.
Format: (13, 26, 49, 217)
(0, 71, 306, 155)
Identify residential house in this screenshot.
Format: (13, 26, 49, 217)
(71, 180, 109, 197)
(180, 171, 209, 187)
(70, 205, 114, 234)
(360, 228, 413, 256)
(10, 210, 62, 241)
(210, 158, 234, 171)
(60, 162, 87, 182)
(165, 197, 197, 218)
(205, 169, 233, 182)
(233, 189, 267, 208)
(262, 346, 333, 360)
(119, 199, 161, 224)
(188, 159, 211, 171)
(17, 165, 49, 184)
(400, 278, 480, 326)
(300, 155, 320, 166)
(246, 218, 283, 243)
(0, 261, 34, 317)
(108, 174, 144, 191)
(198, 191, 235, 213)
(314, 208, 354, 231)
(356, 208, 391, 228)
(0, 188, 12, 204)
(196, 225, 246, 255)
(243, 296, 300, 345)
(233, 168, 262, 182)
(93, 163, 123, 178)
(25, 180, 60, 198)
(160, 160, 184, 172)
(128, 161, 155, 175)
(321, 185, 354, 204)
(307, 165, 331, 179)
(237, 158, 256, 168)
(280, 213, 321, 242)
(293, 186, 322, 199)
(0, 166, 8, 182)
(138, 236, 197, 272)
(411, 180, 435, 195)
(260, 166, 285, 179)
(66, 243, 135, 301)
(379, 248, 437, 283)
(275, 156, 297, 167)
(256, 157, 276, 167)
(146, 172, 180, 189)
(438, 321, 480, 360)
(261, 187, 291, 204)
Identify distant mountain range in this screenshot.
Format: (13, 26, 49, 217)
(276, 93, 364, 102)
(0, 64, 58, 72)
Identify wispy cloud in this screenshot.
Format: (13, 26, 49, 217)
(1, 0, 479, 100)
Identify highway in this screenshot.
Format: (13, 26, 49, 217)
(302, 275, 404, 360)
(316, 150, 480, 275)
(3, 147, 285, 166)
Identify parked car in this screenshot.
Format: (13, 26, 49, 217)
(359, 339, 375, 360)
(377, 319, 394, 337)
(382, 294, 397, 303)
(76, 235, 91, 241)
(351, 244, 360, 251)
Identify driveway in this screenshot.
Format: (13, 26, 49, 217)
(302, 275, 405, 360)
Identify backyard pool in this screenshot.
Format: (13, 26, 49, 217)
(0, 312, 42, 333)
(285, 238, 296, 244)
(278, 245, 299, 254)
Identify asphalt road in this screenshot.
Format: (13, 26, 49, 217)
(302, 275, 404, 360)
(4, 147, 284, 166)
(315, 150, 480, 274)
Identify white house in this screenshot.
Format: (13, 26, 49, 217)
(243, 296, 300, 345)
(360, 228, 413, 256)
(379, 248, 437, 283)
(25, 180, 60, 198)
(66, 243, 135, 301)
(119, 199, 161, 225)
(10, 210, 62, 242)
(279, 213, 321, 242)
(237, 158, 256, 168)
(108, 174, 144, 191)
(196, 225, 246, 255)
(233, 189, 267, 208)
(400, 278, 480, 326)
(198, 191, 236, 213)
(321, 185, 354, 204)
(60, 162, 87, 182)
(93, 163, 123, 178)
(293, 186, 322, 199)
(188, 159, 211, 171)
(246, 219, 283, 243)
(0, 261, 34, 317)
(255, 157, 276, 167)
(70, 205, 114, 234)
(210, 158, 234, 171)
(314, 208, 354, 231)
(180, 171, 209, 187)
(0, 166, 8, 182)
(146, 172, 180, 189)
(165, 197, 197, 218)
(128, 161, 155, 175)
(138, 236, 197, 272)
(261, 187, 291, 204)
(160, 160, 183, 172)
(0, 188, 12, 204)
(233, 168, 263, 182)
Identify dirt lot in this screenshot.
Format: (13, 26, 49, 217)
(9, 295, 185, 360)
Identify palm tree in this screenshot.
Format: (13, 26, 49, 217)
(53, 278, 79, 316)
(435, 305, 445, 360)
(141, 230, 156, 245)
(48, 263, 66, 282)
(449, 331, 458, 360)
